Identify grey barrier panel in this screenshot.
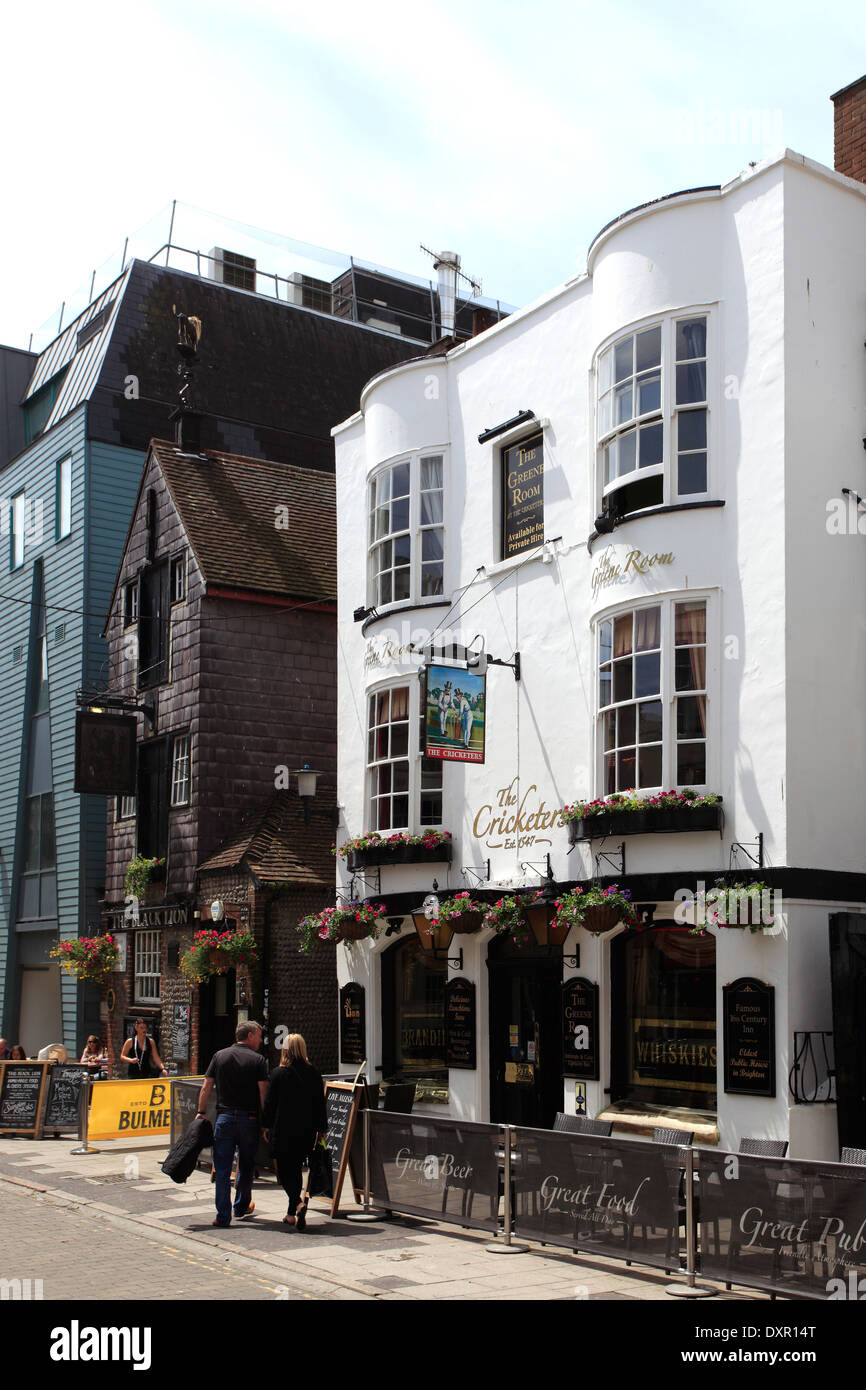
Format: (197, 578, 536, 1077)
(169, 1078, 214, 1150)
(510, 1126, 689, 1271)
(368, 1111, 502, 1232)
(696, 1149, 866, 1300)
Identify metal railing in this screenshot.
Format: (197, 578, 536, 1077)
(354, 1110, 866, 1300)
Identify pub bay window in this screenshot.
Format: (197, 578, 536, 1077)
(597, 313, 708, 522)
(368, 453, 444, 607)
(598, 598, 708, 792)
(367, 684, 442, 832)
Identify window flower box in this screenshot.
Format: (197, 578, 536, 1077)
(565, 791, 723, 842)
(343, 831, 452, 872)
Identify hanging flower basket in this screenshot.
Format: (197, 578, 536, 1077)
(180, 929, 259, 985)
(690, 881, 777, 935)
(297, 901, 385, 955)
(124, 855, 167, 901)
(551, 885, 640, 937)
(430, 893, 485, 935)
(50, 934, 120, 983)
(581, 903, 624, 935)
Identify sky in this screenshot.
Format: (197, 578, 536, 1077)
(1, 0, 863, 349)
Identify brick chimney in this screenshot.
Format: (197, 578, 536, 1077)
(831, 75, 866, 184)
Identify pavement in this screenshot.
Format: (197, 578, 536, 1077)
(0, 1131, 770, 1304)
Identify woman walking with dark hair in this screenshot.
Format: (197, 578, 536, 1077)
(262, 1034, 326, 1229)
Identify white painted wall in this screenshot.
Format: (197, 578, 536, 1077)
(333, 152, 866, 1155)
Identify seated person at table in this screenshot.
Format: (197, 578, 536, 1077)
(80, 1036, 108, 1071)
(10, 1044, 27, 1060)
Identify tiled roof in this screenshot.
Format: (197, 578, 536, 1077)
(198, 790, 335, 887)
(152, 438, 336, 600)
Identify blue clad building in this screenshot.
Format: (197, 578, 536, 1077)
(0, 219, 501, 1056)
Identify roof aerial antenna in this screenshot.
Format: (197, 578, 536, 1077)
(420, 244, 482, 338)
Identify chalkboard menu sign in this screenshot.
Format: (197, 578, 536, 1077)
(562, 978, 599, 1080)
(502, 432, 544, 559)
(0, 1062, 49, 1136)
(723, 977, 775, 1097)
(44, 1064, 91, 1134)
(445, 977, 476, 1069)
(323, 1081, 364, 1216)
(172, 1004, 190, 1063)
(340, 984, 366, 1065)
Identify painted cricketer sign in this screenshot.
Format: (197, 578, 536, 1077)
(424, 663, 486, 764)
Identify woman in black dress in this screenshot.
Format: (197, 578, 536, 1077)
(263, 1033, 326, 1229)
(120, 1018, 167, 1080)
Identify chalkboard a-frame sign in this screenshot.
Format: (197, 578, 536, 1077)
(44, 1064, 92, 1134)
(323, 1081, 366, 1216)
(0, 1061, 50, 1137)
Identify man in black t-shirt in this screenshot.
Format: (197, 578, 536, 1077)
(197, 1020, 268, 1227)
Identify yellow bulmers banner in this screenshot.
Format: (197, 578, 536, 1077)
(87, 1078, 175, 1140)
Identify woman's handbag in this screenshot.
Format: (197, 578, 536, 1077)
(307, 1138, 333, 1198)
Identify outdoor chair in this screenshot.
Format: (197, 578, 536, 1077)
(738, 1136, 788, 1157)
(552, 1112, 612, 1137)
(382, 1083, 416, 1114)
(653, 1126, 694, 1146)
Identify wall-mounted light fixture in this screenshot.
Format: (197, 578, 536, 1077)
(292, 764, 340, 827)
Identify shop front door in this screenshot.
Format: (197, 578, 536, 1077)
(829, 913, 866, 1151)
(197, 969, 236, 1071)
(488, 937, 562, 1129)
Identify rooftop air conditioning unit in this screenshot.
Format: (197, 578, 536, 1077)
(286, 272, 333, 314)
(208, 248, 257, 292)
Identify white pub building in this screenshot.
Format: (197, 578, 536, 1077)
(333, 91, 866, 1160)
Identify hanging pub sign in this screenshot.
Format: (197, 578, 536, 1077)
(502, 432, 544, 559)
(423, 662, 486, 764)
(723, 977, 776, 1097)
(562, 978, 599, 1080)
(340, 983, 366, 1066)
(445, 977, 476, 1069)
(74, 711, 137, 794)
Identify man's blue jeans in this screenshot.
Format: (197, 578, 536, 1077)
(213, 1112, 259, 1225)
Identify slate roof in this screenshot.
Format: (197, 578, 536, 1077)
(152, 438, 336, 601)
(198, 790, 335, 888)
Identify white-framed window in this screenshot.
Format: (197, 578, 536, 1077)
(367, 683, 442, 832)
(170, 734, 191, 807)
(171, 552, 186, 603)
(368, 453, 444, 607)
(134, 930, 161, 1004)
(597, 312, 709, 522)
(11, 492, 25, 570)
(57, 456, 72, 540)
(123, 581, 138, 627)
(597, 597, 709, 793)
(117, 794, 136, 821)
